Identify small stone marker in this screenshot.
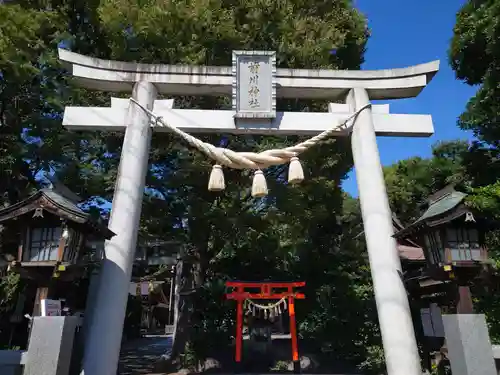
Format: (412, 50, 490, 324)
(24, 316, 79, 375)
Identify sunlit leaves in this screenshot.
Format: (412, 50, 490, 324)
(449, 0, 500, 208)
(384, 140, 469, 224)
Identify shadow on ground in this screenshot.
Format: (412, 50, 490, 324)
(118, 335, 172, 375)
(118, 335, 366, 375)
(153, 337, 364, 375)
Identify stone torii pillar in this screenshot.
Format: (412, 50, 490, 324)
(59, 48, 439, 375)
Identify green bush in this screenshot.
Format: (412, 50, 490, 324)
(0, 272, 21, 347)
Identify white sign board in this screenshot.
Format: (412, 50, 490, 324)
(40, 299, 62, 317)
(232, 50, 276, 119)
(140, 282, 150, 296)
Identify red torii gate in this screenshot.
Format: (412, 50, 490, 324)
(225, 281, 305, 368)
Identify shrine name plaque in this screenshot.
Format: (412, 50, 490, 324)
(232, 50, 276, 119)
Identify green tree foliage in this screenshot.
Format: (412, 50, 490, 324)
(0, 3, 63, 204)
(97, 0, 367, 68)
(0, 272, 20, 348)
(449, 0, 500, 187)
(0, 3, 71, 345)
(0, 1, 116, 208)
(450, 1, 500, 342)
(384, 140, 468, 224)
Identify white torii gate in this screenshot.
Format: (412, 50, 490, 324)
(59, 48, 439, 375)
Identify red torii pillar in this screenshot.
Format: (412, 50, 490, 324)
(225, 281, 305, 371)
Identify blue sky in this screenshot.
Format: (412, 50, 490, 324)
(342, 0, 477, 196)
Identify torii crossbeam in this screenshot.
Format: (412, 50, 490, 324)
(59, 48, 439, 375)
(64, 98, 433, 137)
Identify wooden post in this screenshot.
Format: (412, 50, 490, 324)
(33, 286, 49, 317)
(17, 230, 24, 262)
(168, 277, 174, 325)
(56, 231, 67, 263)
(288, 295, 300, 373)
(457, 285, 474, 314)
(235, 286, 243, 363)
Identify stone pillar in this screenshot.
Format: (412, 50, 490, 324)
(443, 314, 496, 375)
(24, 316, 80, 375)
(347, 88, 421, 375)
(82, 81, 157, 375)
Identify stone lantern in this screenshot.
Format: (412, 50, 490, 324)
(0, 187, 114, 317)
(395, 186, 498, 375)
(393, 185, 489, 288)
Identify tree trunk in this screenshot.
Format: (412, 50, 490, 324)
(168, 210, 212, 366)
(169, 256, 199, 362)
(170, 256, 188, 358)
(168, 253, 209, 363)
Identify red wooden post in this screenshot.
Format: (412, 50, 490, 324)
(235, 286, 243, 362)
(288, 295, 299, 363)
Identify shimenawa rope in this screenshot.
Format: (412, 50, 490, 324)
(129, 98, 371, 197)
(244, 297, 289, 319)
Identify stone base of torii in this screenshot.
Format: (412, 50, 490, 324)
(58, 48, 439, 375)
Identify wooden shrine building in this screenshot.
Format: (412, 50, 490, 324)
(0, 186, 114, 323)
(395, 186, 491, 314)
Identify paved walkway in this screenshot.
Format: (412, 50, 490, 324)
(118, 335, 172, 375)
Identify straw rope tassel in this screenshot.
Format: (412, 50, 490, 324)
(208, 164, 225, 191)
(288, 156, 304, 184)
(252, 170, 268, 198)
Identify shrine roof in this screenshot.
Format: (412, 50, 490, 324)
(394, 186, 470, 239)
(0, 189, 80, 222)
(418, 190, 466, 222)
(42, 188, 87, 217)
(0, 189, 114, 238)
(354, 214, 425, 261)
(398, 244, 425, 262)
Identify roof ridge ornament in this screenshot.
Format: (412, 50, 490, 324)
(32, 208, 44, 218)
(465, 212, 476, 222)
